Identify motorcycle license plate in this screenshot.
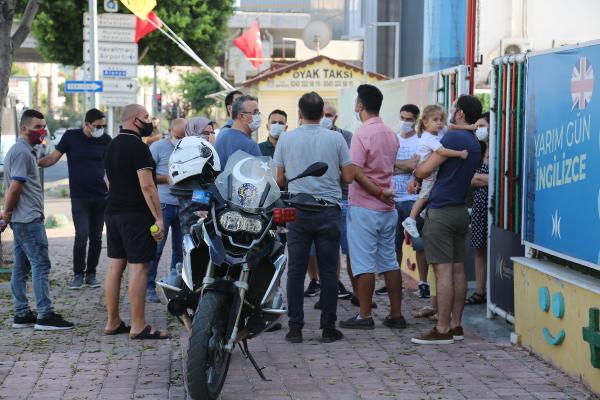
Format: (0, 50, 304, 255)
(192, 189, 212, 205)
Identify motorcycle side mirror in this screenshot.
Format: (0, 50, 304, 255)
(288, 162, 328, 184)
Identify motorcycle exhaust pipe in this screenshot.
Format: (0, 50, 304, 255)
(167, 299, 192, 332)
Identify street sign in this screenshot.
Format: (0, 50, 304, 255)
(83, 64, 138, 79)
(99, 92, 137, 107)
(104, 0, 118, 12)
(84, 27, 135, 43)
(83, 42, 138, 64)
(103, 78, 137, 93)
(65, 80, 103, 93)
(83, 12, 135, 28)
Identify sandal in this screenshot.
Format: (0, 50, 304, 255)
(428, 313, 438, 321)
(104, 321, 131, 335)
(130, 325, 170, 340)
(412, 306, 438, 318)
(465, 292, 486, 305)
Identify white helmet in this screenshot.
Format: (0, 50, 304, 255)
(168, 136, 221, 185)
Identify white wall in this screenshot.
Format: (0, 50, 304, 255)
(476, 0, 600, 86)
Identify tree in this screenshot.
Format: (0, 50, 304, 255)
(0, 0, 43, 134)
(180, 70, 221, 115)
(18, 0, 233, 66)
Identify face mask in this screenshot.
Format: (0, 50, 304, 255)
(320, 117, 333, 130)
(355, 111, 361, 122)
(91, 127, 104, 138)
(29, 128, 46, 145)
(475, 127, 489, 141)
(135, 118, 154, 137)
(248, 114, 261, 131)
(269, 123, 285, 138)
(400, 121, 414, 133)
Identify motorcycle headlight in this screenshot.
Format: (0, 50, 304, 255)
(218, 211, 263, 234)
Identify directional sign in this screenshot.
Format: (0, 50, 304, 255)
(103, 78, 137, 93)
(99, 92, 137, 107)
(83, 63, 138, 79)
(83, 12, 135, 28)
(83, 42, 138, 64)
(104, 0, 118, 12)
(84, 27, 135, 43)
(65, 80, 103, 93)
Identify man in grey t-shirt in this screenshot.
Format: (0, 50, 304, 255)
(146, 118, 186, 302)
(1, 110, 74, 330)
(273, 92, 354, 344)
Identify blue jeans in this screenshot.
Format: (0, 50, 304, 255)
(287, 206, 340, 330)
(11, 219, 54, 318)
(148, 203, 183, 290)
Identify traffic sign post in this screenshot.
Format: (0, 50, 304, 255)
(83, 64, 137, 79)
(84, 27, 135, 43)
(83, 42, 138, 64)
(103, 78, 137, 93)
(65, 80, 103, 93)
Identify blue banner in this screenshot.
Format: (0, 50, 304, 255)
(524, 43, 600, 268)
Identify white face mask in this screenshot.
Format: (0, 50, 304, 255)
(91, 127, 104, 138)
(269, 123, 285, 138)
(475, 127, 489, 141)
(355, 111, 361, 122)
(320, 117, 333, 130)
(248, 114, 261, 131)
(399, 121, 414, 133)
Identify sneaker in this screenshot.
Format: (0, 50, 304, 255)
(383, 315, 407, 329)
(322, 328, 344, 343)
(374, 286, 388, 296)
(304, 279, 320, 297)
(314, 300, 321, 310)
(339, 314, 375, 330)
(350, 295, 377, 308)
(338, 281, 352, 299)
(450, 326, 464, 341)
(402, 217, 420, 238)
(34, 312, 75, 331)
(146, 288, 161, 303)
(68, 274, 84, 290)
(285, 327, 302, 343)
(417, 283, 430, 299)
(84, 274, 101, 288)
(411, 327, 454, 345)
(12, 310, 37, 329)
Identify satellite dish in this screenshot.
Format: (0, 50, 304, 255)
(303, 21, 332, 53)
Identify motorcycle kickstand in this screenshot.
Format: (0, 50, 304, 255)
(241, 339, 271, 381)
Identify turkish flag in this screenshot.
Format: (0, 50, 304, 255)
(233, 21, 263, 68)
(134, 11, 162, 43)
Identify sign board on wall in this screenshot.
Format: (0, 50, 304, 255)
(523, 42, 600, 269)
(262, 67, 362, 91)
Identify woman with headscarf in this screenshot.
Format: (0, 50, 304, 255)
(185, 117, 216, 144)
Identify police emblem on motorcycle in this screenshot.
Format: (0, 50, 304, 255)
(238, 183, 258, 207)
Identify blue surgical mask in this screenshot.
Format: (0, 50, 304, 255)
(248, 114, 261, 131)
(400, 121, 414, 133)
(269, 123, 285, 138)
(320, 117, 333, 129)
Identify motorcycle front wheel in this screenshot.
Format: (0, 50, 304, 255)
(186, 291, 232, 400)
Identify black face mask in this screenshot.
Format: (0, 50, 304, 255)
(135, 118, 154, 137)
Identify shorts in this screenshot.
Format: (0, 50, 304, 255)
(106, 212, 157, 264)
(347, 206, 399, 276)
(310, 200, 349, 256)
(418, 170, 438, 200)
(394, 200, 425, 252)
(422, 205, 469, 265)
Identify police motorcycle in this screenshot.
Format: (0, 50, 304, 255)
(157, 142, 328, 400)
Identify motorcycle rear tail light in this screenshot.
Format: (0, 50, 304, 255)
(274, 208, 296, 225)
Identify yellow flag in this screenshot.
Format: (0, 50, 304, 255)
(120, 0, 156, 19)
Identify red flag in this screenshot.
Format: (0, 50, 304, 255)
(134, 11, 162, 43)
(233, 21, 263, 68)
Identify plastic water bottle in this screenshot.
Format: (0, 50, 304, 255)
(150, 224, 160, 241)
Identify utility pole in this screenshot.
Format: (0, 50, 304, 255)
(152, 64, 158, 116)
(89, 0, 99, 108)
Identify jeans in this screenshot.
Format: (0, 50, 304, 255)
(148, 203, 183, 290)
(11, 219, 54, 318)
(286, 206, 341, 330)
(71, 197, 106, 276)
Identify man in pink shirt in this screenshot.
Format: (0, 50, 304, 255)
(340, 84, 406, 330)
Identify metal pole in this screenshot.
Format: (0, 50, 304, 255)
(152, 64, 158, 116)
(394, 22, 400, 79)
(363, 24, 368, 84)
(89, 0, 99, 108)
(107, 106, 114, 137)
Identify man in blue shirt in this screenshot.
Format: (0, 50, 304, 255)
(39, 108, 111, 290)
(410, 95, 482, 345)
(215, 94, 262, 167)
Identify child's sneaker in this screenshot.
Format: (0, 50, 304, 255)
(402, 217, 420, 238)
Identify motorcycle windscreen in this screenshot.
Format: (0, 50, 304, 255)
(215, 150, 280, 212)
(202, 223, 226, 266)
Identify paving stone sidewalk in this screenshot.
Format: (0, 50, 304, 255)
(0, 215, 598, 399)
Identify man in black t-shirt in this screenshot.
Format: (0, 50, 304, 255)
(103, 104, 168, 339)
(38, 108, 111, 290)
